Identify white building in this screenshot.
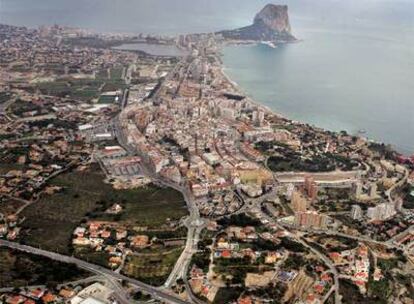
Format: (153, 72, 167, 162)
(367, 203, 396, 221)
(350, 205, 363, 220)
(70, 283, 113, 304)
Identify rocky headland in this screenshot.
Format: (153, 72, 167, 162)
(217, 4, 296, 43)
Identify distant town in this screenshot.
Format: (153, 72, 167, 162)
(1, 4, 414, 304)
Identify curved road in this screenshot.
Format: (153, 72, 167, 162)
(0, 240, 190, 304)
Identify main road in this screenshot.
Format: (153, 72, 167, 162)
(0, 240, 190, 304)
(113, 113, 206, 301)
(112, 56, 205, 293)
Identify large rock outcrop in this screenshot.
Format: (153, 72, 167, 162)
(254, 4, 291, 33)
(218, 4, 296, 43)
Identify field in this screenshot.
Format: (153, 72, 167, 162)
(0, 248, 89, 288)
(20, 167, 103, 253)
(73, 247, 111, 268)
(35, 79, 102, 101)
(20, 165, 187, 253)
(96, 186, 188, 227)
(97, 94, 118, 104)
(34, 75, 126, 102)
(109, 67, 124, 80)
(122, 246, 183, 286)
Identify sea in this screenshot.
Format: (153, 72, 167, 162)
(1, 0, 414, 154)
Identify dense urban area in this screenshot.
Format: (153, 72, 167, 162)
(1, 4, 414, 304)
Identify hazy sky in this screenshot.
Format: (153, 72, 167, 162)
(0, 0, 413, 34)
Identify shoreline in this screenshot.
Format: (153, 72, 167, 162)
(219, 64, 276, 116)
(217, 42, 404, 155)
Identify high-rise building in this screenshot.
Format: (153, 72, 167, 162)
(353, 182, 363, 198)
(221, 107, 236, 120)
(291, 190, 308, 212)
(295, 211, 327, 229)
(304, 175, 318, 201)
(394, 198, 403, 212)
(369, 183, 378, 198)
(285, 183, 295, 200)
(350, 205, 363, 220)
(252, 110, 265, 126)
(367, 203, 396, 221)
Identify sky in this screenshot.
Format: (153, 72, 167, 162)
(0, 0, 413, 35)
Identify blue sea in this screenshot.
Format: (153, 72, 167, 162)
(1, 0, 414, 153)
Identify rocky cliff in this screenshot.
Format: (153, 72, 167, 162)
(254, 4, 291, 34)
(218, 4, 296, 43)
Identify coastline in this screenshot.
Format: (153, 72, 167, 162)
(217, 42, 400, 155)
(219, 58, 278, 117)
(217, 39, 311, 122)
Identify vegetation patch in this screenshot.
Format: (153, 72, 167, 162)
(0, 198, 25, 217)
(20, 165, 187, 254)
(267, 152, 358, 173)
(122, 246, 183, 286)
(0, 248, 89, 288)
(213, 287, 243, 304)
(217, 213, 261, 228)
(0, 92, 11, 104)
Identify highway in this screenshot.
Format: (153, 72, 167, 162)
(133, 162, 204, 292)
(0, 240, 190, 304)
(0, 275, 102, 293)
(164, 224, 203, 288)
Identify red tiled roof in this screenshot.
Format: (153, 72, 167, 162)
(41, 293, 56, 303)
(221, 250, 231, 258)
(238, 296, 253, 304)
